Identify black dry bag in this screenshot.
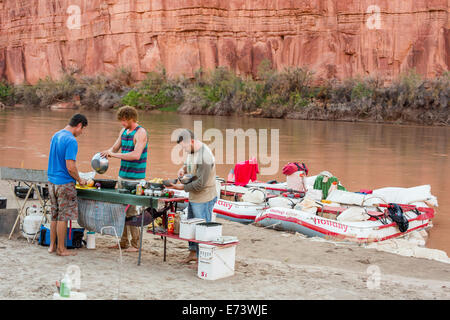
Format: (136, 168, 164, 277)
(387, 203, 409, 233)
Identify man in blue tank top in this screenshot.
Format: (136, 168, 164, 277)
(47, 114, 88, 256)
(101, 106, 148, 252)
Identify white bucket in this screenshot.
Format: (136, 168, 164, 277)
(179, 218, 205, 240)
(86, 231, 95, 249)
(198, 244, 236, 280)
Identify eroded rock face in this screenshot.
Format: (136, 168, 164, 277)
(0, 0, 448, 84)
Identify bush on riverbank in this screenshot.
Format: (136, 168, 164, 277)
(0, 81, 13, 105)
(121, 70, 184, 111)
(1, 65, 448, 125)
(178, 65, 449, 125)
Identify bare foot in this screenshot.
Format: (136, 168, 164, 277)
(48, 246, 56, 254)
(183, 252, 198, 264)
(57, 250, 77, 256)
(124, 247, 139, 252)
(108, 244, 128, 250)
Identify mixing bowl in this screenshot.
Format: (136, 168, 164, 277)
(91, 152, 109, 174)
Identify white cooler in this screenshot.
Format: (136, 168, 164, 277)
(195, 222, 222, 242)
(179, 218, 205, 240)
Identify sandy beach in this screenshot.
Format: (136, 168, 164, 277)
(0, 180, 449, 300)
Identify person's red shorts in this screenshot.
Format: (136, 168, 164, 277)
(48, 182, 78, 222)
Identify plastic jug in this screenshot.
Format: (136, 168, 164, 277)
(328, 181, 338, 195)
(60, 274, 71, 298)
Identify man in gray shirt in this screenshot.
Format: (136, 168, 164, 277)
(170, 129, 217, 263)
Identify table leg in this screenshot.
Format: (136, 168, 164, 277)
(138, 197, 153, 266)
(164, 236, 167, 262)
(137, 208, 145, 266)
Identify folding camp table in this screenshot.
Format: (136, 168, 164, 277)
(0, 167, 50, 242)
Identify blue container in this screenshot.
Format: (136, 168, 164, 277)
(39, 225, 85, 248)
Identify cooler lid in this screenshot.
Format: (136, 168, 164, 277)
(183, 218, 205, 224)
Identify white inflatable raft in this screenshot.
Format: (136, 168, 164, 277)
(213, 199, 268, 224)
(255, 204, 435, 243)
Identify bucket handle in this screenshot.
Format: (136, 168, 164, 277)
(201, 246, 235, 273)
(215, 250, 235, 273)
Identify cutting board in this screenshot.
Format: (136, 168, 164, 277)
(75, 185, 97, 190)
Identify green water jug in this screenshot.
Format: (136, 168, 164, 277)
(59, 274, 71, 298)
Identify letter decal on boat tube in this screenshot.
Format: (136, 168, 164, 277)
(313, 217, 348, 233)
(216, 200, 233, 210)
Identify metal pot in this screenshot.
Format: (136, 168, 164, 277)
(91, 152, 109, 174)
(121, 180, 140, 191)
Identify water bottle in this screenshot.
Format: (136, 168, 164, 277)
(227, 169, 235, 182)
(60, 274, 71, 298)
(328, 181, 338, 195)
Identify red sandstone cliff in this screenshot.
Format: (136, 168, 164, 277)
(0, 0, 448, 85)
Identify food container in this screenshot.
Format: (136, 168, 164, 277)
(153, 190, 162, 197)
(179, 218, 205, 240)
(149, 183, 164, 190)
(195, 222, 222, 242)
(173, 212, 181, 235)
(121, 180, 140, 191)
(167, 213, 175, 234)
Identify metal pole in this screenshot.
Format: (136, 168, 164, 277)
(137, 196, 152, 266)
(31, 184, 47, 244)
(163, 235, 167, 262)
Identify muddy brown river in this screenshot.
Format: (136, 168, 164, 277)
(0, 108, 449, 255)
